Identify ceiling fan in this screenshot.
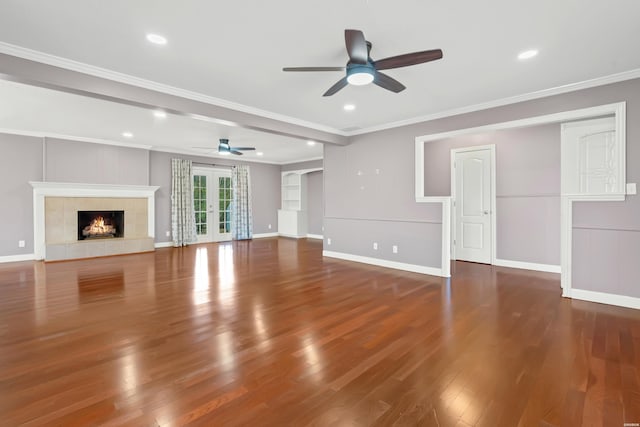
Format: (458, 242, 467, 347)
(194, 139, 255, 156)
(283, 29, 443, 96)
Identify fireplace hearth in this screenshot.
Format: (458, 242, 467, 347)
(77, 211, 124, 240)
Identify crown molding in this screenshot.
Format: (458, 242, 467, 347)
(0, 128, 153, 150)
(347, 68, 640, 136)
(0, 42, 347, 137)
(0, 127, 317, 165)
(2, 42, 640, 140)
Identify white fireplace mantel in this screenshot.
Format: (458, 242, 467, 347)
(29, 181, 160, 260)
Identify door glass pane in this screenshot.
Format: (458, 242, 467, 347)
(193, 175, 207, 236)
(218, 176, 233, 234)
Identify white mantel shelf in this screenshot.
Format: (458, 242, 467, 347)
(30, 182, 160, 260)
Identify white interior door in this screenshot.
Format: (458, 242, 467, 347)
(453, 148, 493, 264)
(193, 168, 232, 243)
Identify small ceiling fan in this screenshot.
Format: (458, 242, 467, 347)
(194, 139, 256, 156)
(283, 29, 443, 96)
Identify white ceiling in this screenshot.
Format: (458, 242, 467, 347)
(0, 80, 323, 164)
(0, 1, 639, 133)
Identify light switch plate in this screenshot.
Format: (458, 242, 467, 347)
(627, 183, 637, 195)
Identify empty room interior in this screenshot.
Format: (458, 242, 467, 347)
(1, 2, 640, 426)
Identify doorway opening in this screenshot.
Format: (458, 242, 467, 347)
(193, 167, 233, 243)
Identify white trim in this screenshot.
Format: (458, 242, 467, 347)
(350, 69, 640, 136)
(253, 232, 279, 238)
(154, 241, 174, 248)
(450, 144, 496, 264)
(493, 259, 561, 274)
(322, 250, 445, 277)
(569, 288, 640, 310)
(278, 233, 306, 239)
(152, 145, 320, 166)
(0, 128, 153, 150)
(29, 182, 159, 260)
(3, 42, 638, 139)
(0, 253, 36, 263)
(279, 156, 324, 166)
(412, 197, 451, 277)
(0, 42, 346, 137)
(306, 234, 323, 239)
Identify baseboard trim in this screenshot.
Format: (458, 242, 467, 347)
(493, 258, 561, 274)
(253, 233, 279, 239)
(569, 288, 640, 310)
(0, 253, 36, 263)
(306, 234, 323, 240)
(322, 250, 446, 277)
(278, 233, 305, 239)
(154, 241, 174, 248)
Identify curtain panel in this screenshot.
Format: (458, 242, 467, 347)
(171, 158, 197, 247)
(231, 165, 253, 240)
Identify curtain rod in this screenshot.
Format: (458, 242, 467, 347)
(192, 161, 234, 168)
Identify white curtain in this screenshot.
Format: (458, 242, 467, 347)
(231, 165, 253, 240)
(171, 158, 197, 247)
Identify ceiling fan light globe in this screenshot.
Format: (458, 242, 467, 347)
(219, 151, 231, 156)
(346, 66, 374, 86)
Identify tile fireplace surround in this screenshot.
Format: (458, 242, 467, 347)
(30, 182, 159, 261)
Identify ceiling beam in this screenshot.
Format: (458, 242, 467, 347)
(0, 53, 348, 146)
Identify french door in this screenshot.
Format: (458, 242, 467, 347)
(193, 168, 232, 243)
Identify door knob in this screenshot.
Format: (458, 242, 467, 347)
(483, 210, 490, 215)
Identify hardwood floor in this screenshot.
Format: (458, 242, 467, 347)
(1, 238, 639, 426)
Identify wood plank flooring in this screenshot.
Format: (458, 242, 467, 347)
(0, 238, 639, 426)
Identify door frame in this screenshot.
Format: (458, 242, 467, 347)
(450, 144, 496, 264)
(193, 166, 232, 243)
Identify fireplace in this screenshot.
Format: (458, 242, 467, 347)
(77, 211, 124, 240)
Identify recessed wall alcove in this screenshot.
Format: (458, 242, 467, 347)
(30, 182, 159, 261)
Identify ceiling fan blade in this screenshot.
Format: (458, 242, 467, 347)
(230, 150, 243, 155)
(232, 147, 255, 151)
(323, 77, 349, 97)
(373, 49, 443, 70)
(283, 66, 346, 72)
(373, 71, 406, 93)
(345, 29, 368, 64)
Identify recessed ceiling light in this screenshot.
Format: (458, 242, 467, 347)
(122, 131, 133, 138)
(146, 33, 167, 45)
(256, 152, 264, 156)
(518, 49, 538, 60)
(307, 140, 316, 146)
(343, 104, 356, 111)
(153, 110, 167, 119)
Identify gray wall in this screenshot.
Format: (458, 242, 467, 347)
(281, 158, 323, 171)
(325, 77, 640, 300)
(150, 151, 281, 243)
(424, 124, 561, 265)
(45, 138, 149, 184)
(0, 133, 43, 256)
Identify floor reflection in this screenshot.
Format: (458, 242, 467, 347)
(192, 247, 210, 306)
(217, 244, 236, 299)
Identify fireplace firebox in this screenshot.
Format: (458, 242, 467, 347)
(77, 210, 124, 240)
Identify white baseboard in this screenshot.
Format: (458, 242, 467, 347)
(278, 233, 305, 239)
(306, 234, 323, 239)
(0, 253, 36, 263)
(253, 232, 279, 239)
(154, 241, 174, 248)
(322, 250, 447, 277)
(493, 258, 561, 274)
(569, 288, 640, 310)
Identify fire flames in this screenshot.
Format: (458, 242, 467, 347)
(82, 216, 116, 238)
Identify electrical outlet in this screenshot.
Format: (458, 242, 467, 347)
(373, 242, 378, 250)
(392, 245, 398, 254)
(165, 231, 170, 237)
(327, 238, 331, 245)
(18, 240, 25, 248)
(268, 224, 272, 229)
